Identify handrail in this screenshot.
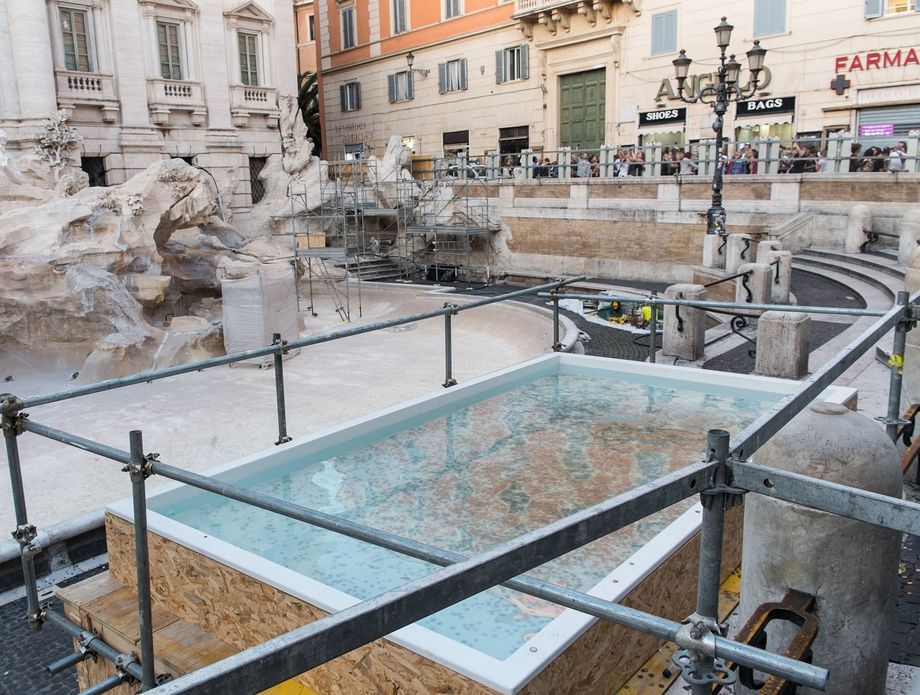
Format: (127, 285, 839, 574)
(703, 269, 751, 288)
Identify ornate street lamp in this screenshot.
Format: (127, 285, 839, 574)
(672, 19, 767, 235)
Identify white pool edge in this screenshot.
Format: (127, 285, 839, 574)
(107, 353, 856, 694)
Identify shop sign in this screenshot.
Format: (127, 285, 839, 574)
(655, 67, 772, 101)
(736, 96, 796, 117)
(835, 48, 919, 73)
(859, 123, 895, 137)
(639, 107, 687, 126)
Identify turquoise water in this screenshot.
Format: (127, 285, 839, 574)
(154, 371, 781, 660)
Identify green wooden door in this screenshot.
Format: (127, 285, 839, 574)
(559, 68, 606, 150)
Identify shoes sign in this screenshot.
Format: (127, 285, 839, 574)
(638, 107, 687, 126)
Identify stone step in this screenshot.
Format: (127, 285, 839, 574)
(799, 248, 905, 280)
(791, 256, 901, 302)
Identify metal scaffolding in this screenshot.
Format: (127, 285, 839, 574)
(3, 283, 919, 695)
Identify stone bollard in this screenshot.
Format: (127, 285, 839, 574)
(898, 207, 920, 266)
(769, 250, 793, 304)
(702, 234, 726, 269)
(735, 263, 772, 310)
(844, 203, 872, 254)
(754, 311, 809, 378)
(725, 234, 754, 274)
(662, 284, 706, 361)
(738, 403, 901, 695)
(756, 240, 782, 264)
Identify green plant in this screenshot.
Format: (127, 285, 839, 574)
(297, 71, 322, 157)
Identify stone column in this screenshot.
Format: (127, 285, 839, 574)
(8, 0, 56, 123)
(735, 263, 772, 309)
(662, 284, 706, 361)
(844, 203, 872, 254)
(898, 208, 920, 266)
(738, 403, 901, 695)
(725, 233, 754, 274)
(754, 311, 809, 378)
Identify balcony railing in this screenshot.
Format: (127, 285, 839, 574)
(230, 85, 279, 113)
(146, 78, 206, 109)
(55, 70, 118, 103)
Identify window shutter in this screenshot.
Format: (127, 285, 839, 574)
(864, 0, 883, 16)
(519, 45, 529, 80)
(754, 0, 785, 36)
(496, 49, 505, 84)
(340, 84, 348, 111)
(407, 71, 415, 99)
(388, 74, 397, 103)
(438, 62, 447, 94)
(355, 83, 361, 110)
(651, 11, 677, 55)
(460, 58, 468, 90)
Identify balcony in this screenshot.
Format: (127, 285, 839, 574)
(513, 0, 632, 35)
(146, 78, 207, 127)
(229, 85, 280, 129)
(55, 70, 119, 122)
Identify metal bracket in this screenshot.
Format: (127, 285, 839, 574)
(0, 395, 27, 437)
(700, 483, 746, 510)
(443, 302, 460, 315)
(740, 237, 752, 260)
(717, 234, 728, 257)
(12, 523, 37, 544)
(114, 652, 139, 683)
(673, 619, 735, 687)
(442, 378, 458, 388)
(908, 305, 920, 323)
(123, 452, 157, 480)
(273, 336, 291, 356)
(740, 271, 753, 303)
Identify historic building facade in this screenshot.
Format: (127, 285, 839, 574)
(316, 0, 920, 159)
(0, 0, 297, 214)
(294, 0, 317, 74)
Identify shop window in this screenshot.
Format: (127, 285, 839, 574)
(498, 125, 529, 155)
(754, 0, 786, 36)
(496, 45, 529, 84)
(438, 58, 468, 94)
(651, 11, 677, 56)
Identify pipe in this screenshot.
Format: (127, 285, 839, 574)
(443, 307, 457, 388)
(19, 420, 132, 464)
(45, 649, 89, 675)
(271, 334, 291, 445)
(1, 398, 41, 628)
(538, 292, 888, 317)
(552, 293, 561, 351)
(129, 431, 156, 690)
(77, 673, 126, 695)
(44, 609, 146, 682)
(887, 290, 910, 442)
(648, 295, 658, 363)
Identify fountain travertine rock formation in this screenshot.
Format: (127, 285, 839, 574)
(0, 155, 259, 380)
(243, 95, 329, 238)
(365, 134, 418, 208)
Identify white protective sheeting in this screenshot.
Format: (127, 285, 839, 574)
(221, 268, 300, 366)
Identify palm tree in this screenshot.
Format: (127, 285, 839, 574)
(297, 71, 322, 157)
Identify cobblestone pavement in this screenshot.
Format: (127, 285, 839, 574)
(892, 532, 920, 667)
(1, 597, 79, 695)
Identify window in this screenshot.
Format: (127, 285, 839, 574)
(499, 125, 529, 155)
(442, 130, 469, 156)
(249, 157, 267, 204)
(651, 10, 677, 56)
(387, 70, 414, 102)
(866, 0, 918, 16)
(444, 0, 461, 19)
(393, 0, 408, 34)
(438, 58, 468, 94)
(157, 20, 183, 80)
(754, 0, 785, 36)
(340, 82, 361, 111)
(80, 156, 106, 187)
(344, 143, 365, 160)
(341, 5, 356, 49)
(496, 45, 529, 84)
(238, 33, 259, 86)
(59, 7, 92, 71)
(308, 15, 315, 41)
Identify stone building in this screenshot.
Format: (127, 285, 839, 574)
(0, 0, 297, 218)
(294, 0, 317, 74)
(316, 0, 920, 159)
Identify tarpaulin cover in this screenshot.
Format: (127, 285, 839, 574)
(221, 268, 299, 366)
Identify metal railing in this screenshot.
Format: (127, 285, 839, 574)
(3, 284, 919, 695)
(421, 132, 920, 184)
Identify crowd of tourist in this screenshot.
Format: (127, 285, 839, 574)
(488, 139, 909, 180)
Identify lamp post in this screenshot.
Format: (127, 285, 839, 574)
(672, 18, 767, 236)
